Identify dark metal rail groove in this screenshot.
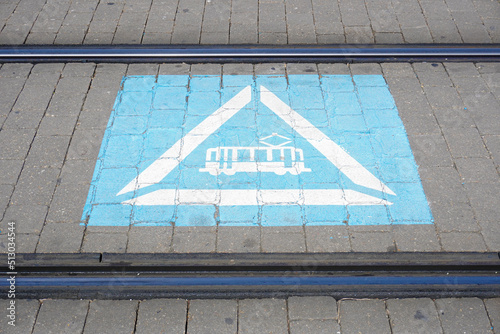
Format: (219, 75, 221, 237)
(1, 252, 499, 299)
(0, 44, 499, 63)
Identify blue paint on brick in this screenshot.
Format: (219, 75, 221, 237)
(219, 205, 260, 225)
(88, 204, 132, 226)
(261, 205, 303, 226)
(123, 76, 156, 91)
(153, 87, 187, 109)
(175, 205, 217, 226)
(82, 74, 433, 227)
(353, 75, 387, 87)
(320, 75, 354, 92)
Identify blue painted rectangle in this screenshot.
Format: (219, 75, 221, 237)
(82, 74, 433, 227)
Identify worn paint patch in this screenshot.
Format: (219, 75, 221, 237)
(82, 74, 433, 227)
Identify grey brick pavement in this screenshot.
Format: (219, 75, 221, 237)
(0, 62, 499, 254)
(2, 297, 497, 333)
(0, 0, 499, 45)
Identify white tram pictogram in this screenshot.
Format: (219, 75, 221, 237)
(199, 133, 311, 176)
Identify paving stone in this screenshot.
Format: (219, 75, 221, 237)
(33, 300, 88, 334)
(288, 296, 337, 320)
(0, 26, 30, 45)
(0, 299, 39, 334)
(113, 27, 145, 44)
(0, 63, 32, 78)
(127, 226, 172, 252)
(172, 226, 216, 253)
(25, 31, 56, 44)
(393, 225, 441, 251)
(435, 298, 493, 334)
(345, 26, 374, 43)
(477, 221, 500, 251)
(440, 232, 487, 251)
(432, 106, 476, 131)
(37, 222, 84, 253)
(386, 298, 442, 334)
(171, 26, 202, 43)
(15, 233, 40, 253)
(408, 134, 453, 167)
(76, 109, 112, 129)
(313, 14, 343, 35)
(217, 226, 260, 252)
(84, 300, 138, 334)
(350, 231, 395, 252)
(159, 63, 191, 75)
(401, 26, 434, 43)
(82, 232, 128, 253)
(457, 23, 492, 43)
(464, 182, 500, 221)
(349, 63, 382, 75)
(229, 24, 258, 44)
(318, 63, 350, 75)
(136, 299, 187, 334)
(190, 63, 221, 75)
(0, 184, 13, 213)
(455, 158, 499, 183)
(3, 109, 46, 130)
(443, 128, 489, 158)
(187, 300, 237, 334)
(238, 299, 288, 334)
(200, 31, 229, 44)
(374, 32, 404, 43)
(85, 225, 130, 234)
(259, 32, 288, 44)
(25, 136, 71, 169)
(0, 159, 23, 185)
(338, 0, 371, 26)
(54, 26, 87, 44)
(258, 2, 286, 33)
(484, 298, 500, 332)
(431, 201, 478, 233)
(46, 182, 88, 223)
(289, 320, 340, 334)
(66, 129, 105, 161)
(12, 79, 61, 112)
(286, 63, 318, 74)
(127, 64, 159, 76)
(222, 64, 254, 75)
(427, 20, 462, 43)
(261, 227, 306, 252)
(254, 63, 286, 75)
(484, 136, 500, 166)
(424, 86, 464, 110)
(419, 166, 469, 204)
(59, 160, 95, 186)
(2, 205, 48, 234)
(0, 128, 36, 159)
(84, 32, 114, 44)
(142, 32, 172, 44)
(339, 299, 391, 334)
(305, 226, 351, 252)
(10, 167, 60, 206)
(37, 116, 78, 136)
(316, 34, 346, 43)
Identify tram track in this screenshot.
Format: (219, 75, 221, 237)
(0, 44, 499, 63)
(2, 252, 499, 299)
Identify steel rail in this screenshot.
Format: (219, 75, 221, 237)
(2, 252, 499, 299)
(0, 44, 499, 63)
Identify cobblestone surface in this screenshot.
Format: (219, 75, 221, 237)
(0, 297, 497, 333)
(0, 0, 498, 45)
(0, 62, 499, 254)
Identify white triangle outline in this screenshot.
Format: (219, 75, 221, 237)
(118, 85, 395, 206)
